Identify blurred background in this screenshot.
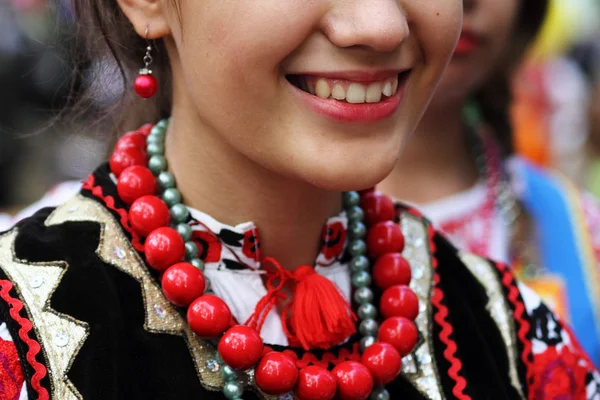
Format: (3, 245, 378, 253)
(0, 0, 599, 211)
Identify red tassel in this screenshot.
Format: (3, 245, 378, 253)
(285, 266, 357, 350)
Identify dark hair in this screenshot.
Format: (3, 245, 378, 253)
(475, 0, 549, 156)
(65, 0, 173, 133)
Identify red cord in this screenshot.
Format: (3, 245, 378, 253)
(0, 280, 49, 400)
(428, 225, 471, 400)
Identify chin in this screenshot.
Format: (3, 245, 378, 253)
(299, 152, 398, 192)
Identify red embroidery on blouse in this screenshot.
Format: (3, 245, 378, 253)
(495, 262, 535, 396)
(0, 280, 49, 400)
(242, 227, 261, 263)
(428, 225, 471, 400)
(0, 338, 24, 400)
(319, 221, 347, 261)
(529, 345, 588, 400)
(191, 230, 223, 263)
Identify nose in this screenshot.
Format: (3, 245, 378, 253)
(324, 0, 409, 53)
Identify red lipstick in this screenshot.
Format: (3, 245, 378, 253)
(454, 31, 480, 56)
(288, 71, 408, 124)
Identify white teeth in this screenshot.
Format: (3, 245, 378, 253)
(315, 79, 331, 99)
(366, 83, 382, 103)
(299, 74, 404, 103)
(346, 83, 366, 104)
(331, 84, 346, 100)
(382, 81, 393, 97)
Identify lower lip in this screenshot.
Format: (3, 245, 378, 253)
(289, 79, 405, 123)
(454, 36, 479, 56)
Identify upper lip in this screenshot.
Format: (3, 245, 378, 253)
(288, 69, 407, 83)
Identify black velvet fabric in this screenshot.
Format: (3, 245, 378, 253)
(0, 165, 530, 399)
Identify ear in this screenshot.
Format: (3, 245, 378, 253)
(117, 0, 171, 39)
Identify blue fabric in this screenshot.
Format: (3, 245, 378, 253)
(518, 160, 600, 364)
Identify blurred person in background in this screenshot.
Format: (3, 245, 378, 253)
(378, 0, 600, 363)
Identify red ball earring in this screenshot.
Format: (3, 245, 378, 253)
(134, 26, 158, 99)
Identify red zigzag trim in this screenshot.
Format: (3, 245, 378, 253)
(0, 280, 49, 400)
(428, 225, 471, 400)
(82, 175, 144, 252)
(496, 262, 534, 398)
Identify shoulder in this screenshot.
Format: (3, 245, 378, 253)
(0, 190, 129, 399)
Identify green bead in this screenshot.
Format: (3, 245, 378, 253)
(171, 203, 190, 223)
(348, 240, 366, 257)
(215, 352, 223, 364)
(357, 303, 377, 320)
(343, 191, 360, 208)
(148, 155, 168, 174)
(176, 223, 193, 241)
(146, 133, 164, 145)
(354, 287, 373, 305)
(370, 388, 390, 400)
(147, 142, 165, 156)
(221, 365, 238, 382)
(185, 241, 199, 260)
(156, 119, 169, 130)
(223, 382, 243, 399)
(204, 278, 212, 292)
(352, 271, 371, 288)
(359, 318, 378, 337)
(150, 125, 166, 137)
(359, 336, 376, 352)
(191, 258, 205, 271)
(349, 221, 366, 239)
(163, 188, 182, 207)
(347, 206, 365, 222)
(350, 256, 369, 273)
(158, 171, 176, 190)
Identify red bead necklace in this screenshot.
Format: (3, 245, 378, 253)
(109, 121, 420, 400)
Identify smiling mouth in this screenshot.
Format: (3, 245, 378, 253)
(287, 72, 410, 104)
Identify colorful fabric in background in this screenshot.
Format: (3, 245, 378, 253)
(512, 0, 599, 170)
(513, 159, 600, 365)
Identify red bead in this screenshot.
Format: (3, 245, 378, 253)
(366, 221, 405, 258)
(187, 295, 232, 338)
(380, 285, 419, 320)
(161, 262, 206, 307)
(372, 253, 411, 290)
(138, 123, 154, 136)
(295, 366, 337, 400)
(128, 195, 171, 237)
(361, 192, 395, 226)
(218, 326, 264, 370)
(332, 361, 373, 400)
(117, 166, 157, 204)
(360, 342, 402, 385)
(358, 187, 375, 196)
(134, 73, 158, 98)
(144, 227, 185, 271)
(115, 131, 147, 151)
(255, 352, 299, 395)
(378, 317, 418, 357)
(109, 147, 148, 177)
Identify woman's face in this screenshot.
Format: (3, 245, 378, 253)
(430, 0, 521, 106)
(154, 0, 462, 190)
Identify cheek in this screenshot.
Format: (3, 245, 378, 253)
(406, 0, 462, 79)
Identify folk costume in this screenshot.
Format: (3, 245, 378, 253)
(0, 121, 599, 400)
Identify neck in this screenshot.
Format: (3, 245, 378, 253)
(165, 109, 341, 270)
(378, 100, 479, 205)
